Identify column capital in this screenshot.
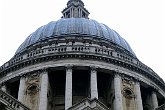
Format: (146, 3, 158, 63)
(39, 68, 48, 74)
(135, 80, 140, 85)
(65, 65, 73, 74)
(90, 66, 98, 71)
(18, 72, 27, 78)
(1, 82, 6, 86)
(113, 68, 123, 77)
(152, 87, 158, 93)
(19, 72, 28, 78)
(20, 75, 26, 80)
(134, 78, 142, 84)
(65, 64, 73, 69)
(114, 72, 122, 78)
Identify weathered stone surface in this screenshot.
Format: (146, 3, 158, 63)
(0, 0, 164, 110)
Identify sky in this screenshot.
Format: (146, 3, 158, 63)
(0, 0, 164, 81)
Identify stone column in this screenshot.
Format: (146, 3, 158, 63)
(65, 66, 72, 110)
(39, 70, 49, 110)
(80, 10, 82, 17)
(151, 91, 158, 109)
(135, 81, 143, 110)
(78, 8, 80, 17)
(114, 74, 123, 110)
(90, 66, 98, 99)
(70, 10, 71, 18)
(114, 99, 116, 110)
(72, 8, 74, 17)
(18, 77, 26, 102)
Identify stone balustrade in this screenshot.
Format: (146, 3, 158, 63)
(0, 39, 164, 92)
(0, 89, 30, 110)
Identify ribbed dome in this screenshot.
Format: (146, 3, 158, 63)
(15, 18, 135, 56)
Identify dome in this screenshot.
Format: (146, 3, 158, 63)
(15, 18, 136, 57)
(0, 0, 165, 110)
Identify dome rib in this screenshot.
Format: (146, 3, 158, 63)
(15, 18, 136, 57)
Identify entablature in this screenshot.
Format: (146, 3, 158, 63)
(0, 36, 164, 92)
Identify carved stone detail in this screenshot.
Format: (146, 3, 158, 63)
(24, 72, 41, 110)
(26, 84, 39, 96)
(122, 87, 135, 99)
(122, 77, 134, 89)
(25, 73, 40, 96)
(27, 73, 40, 82)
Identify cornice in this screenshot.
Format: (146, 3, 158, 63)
(0, 37, 164, 91)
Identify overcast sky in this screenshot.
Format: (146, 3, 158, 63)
(0, 0, 164, 81)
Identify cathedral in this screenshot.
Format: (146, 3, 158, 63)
(0, 0, 164, 110)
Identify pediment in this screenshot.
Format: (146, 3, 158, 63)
(68, 98, 109, 110)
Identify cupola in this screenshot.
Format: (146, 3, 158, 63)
(62, 0, 89, 18)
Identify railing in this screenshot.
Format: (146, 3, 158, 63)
(0, 89, 30, 110)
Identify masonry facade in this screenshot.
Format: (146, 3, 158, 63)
(0, 0, 165, 110)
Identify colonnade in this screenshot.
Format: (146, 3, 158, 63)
(1, 66, 160, 110)
(68, 8, 84, 18)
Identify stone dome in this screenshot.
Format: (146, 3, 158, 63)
(15, 18, 136, 57)
(0, 0, 164, 110)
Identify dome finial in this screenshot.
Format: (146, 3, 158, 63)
(62, 0, 90, 18)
